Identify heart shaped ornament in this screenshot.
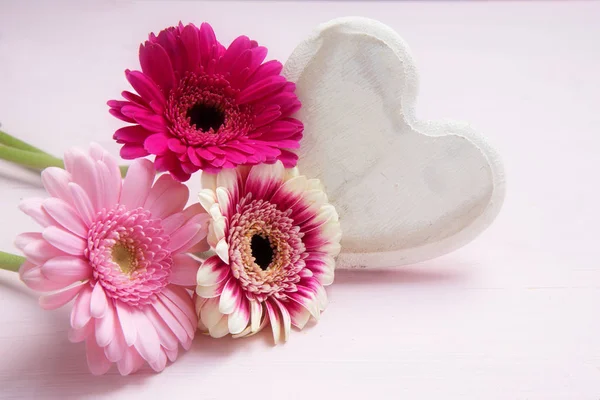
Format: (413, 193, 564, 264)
(283, 17, 506, 269)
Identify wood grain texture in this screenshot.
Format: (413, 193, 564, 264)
(0, 1, 599, 399)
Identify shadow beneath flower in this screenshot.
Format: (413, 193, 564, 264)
(333, 262, 468, 286)
(0, 161, 44, 189)
(0, 272, 36, 299)
(2, 304, 152, 398)
(191, 325, 276, 355)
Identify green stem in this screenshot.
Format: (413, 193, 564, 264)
(0, 130, 51, 155)
(0, 130, 131, 176)
(0, 144, 64, 170)
(0, 251, 25, 273)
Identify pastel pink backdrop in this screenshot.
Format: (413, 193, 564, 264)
(0, 1, 598, 399)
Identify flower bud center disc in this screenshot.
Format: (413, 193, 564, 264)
(250, 234, 274, 271)
(187, 103, 225, 133)
(111, 243, 137, 275)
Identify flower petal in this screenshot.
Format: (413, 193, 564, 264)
(104, 318, 127, 362)
(250, 299, 263, 333)
(42, 226, 86, 256)
(71, 284, 93, 329)
(218, 278, 241, 315)
(15, 232, 42, 252)
(216, 168, 241, 208)
(272, 298, 291, 342)
(166, 220, 203, 253)
(151, 298, 188, 344)
(68, 320, 94, 343)
(288, 289, 320, 320)
(215, 238, 229, 264)
(120, 143, 149, 159)
(132, 308, 161, 363)
(269, 175, 308, 211)
(144, 306, 178, 351)
(41, 256, 92, 284)
(200, 297, 223, 330)
(146, 176, 188, 219)
(170, 254, 200, 286)
(196, 255, 230, 287)
(265, 300, 282, 344)
(162, 286, 197, 327)
(19, 198, 56, 227)
(244, 161, 285, 201)
(42, 198, 88, 238)
(288, 299, 311, 330)
(198, 188, 217, 213)
(41, 167, 73, 205)
(158, 293, 195, 339)
(90, 283, 108, 318)
(120, 159, 155, 209)
(68, 182, 96, 226)
(237, 75, 287, 105)
(227, 296, 250, 335)
(305, 255, 335, 286)
(39, 281, 87, 310)
(117, 347, 144, 376)
(115, 302, 137, 346)
(140, 42, 176, 92)
(64, 148, 102, 210)
(20, 263, 66, 291)
(165, 347, 178, 363)
(95, 300, 116, 347)
(149, 349, 168, 372)
(113, 125, 149, 144)
(200, 171, 217, 191)
(195, 277, 227, 298)
(180, 24, 201, 72)
(22, 238, 66, 265)
(125, 69, 166, 109)
(86, 338, 112, 375)
(208, 315, 230, 338)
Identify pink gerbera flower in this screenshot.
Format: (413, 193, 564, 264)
(194, 162, 341, 342)
(108, 22, 303, 182)
(16, 144, 208, 375)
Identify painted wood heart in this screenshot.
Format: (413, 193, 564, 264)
(283, 17, 506, 268)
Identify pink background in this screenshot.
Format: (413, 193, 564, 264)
(1, 1, 599, 399)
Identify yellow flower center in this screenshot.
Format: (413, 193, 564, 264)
(111, 243, 137, 275)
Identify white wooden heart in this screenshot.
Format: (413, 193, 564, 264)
(283, 17, 506, 269)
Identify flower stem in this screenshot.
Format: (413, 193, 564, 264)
(0, 144, 65, 170)
(0, 130, 131, 176)
(0, 144, 130, 176)
(0, 129, 51, 155)
(0, 251, 25, 273)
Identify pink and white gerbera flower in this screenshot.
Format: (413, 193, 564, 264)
(108, 22, 303, 182)
(195, 162, 341, 342)
(16, 144, 208, 375)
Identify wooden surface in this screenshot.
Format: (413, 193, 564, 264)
(0, 1, 599, 399)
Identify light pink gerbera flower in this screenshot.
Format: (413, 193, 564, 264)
(195, 162, 341, 342)
(16, 144, 208, 375)
(108, 22, 303, 182)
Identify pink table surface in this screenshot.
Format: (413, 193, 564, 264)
(1, 1, 599, 399)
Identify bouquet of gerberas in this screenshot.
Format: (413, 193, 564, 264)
(0, 18, 505, 375)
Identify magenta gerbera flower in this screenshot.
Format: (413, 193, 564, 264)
(108, 22, 303, 182)
(194, 162, 341, 342)
(16, 144, 209, 375)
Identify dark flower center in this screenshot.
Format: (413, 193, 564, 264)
(251, 234, 274, 270)
(187, 103, 225, 133)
